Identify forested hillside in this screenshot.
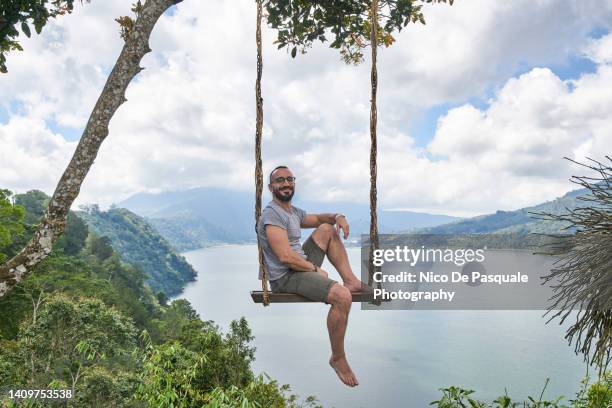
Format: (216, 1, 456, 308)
(12, 191, 196, 297)
(76, 205, 197, 296)
(421, 187, 588, 234)
(0, 188, 320, 407)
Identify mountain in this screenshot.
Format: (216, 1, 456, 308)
(118, 187, 460, 251)
(117, 185, 591, 251)
(421, 187, 588, 234)
(119, 188, 258, 250)
(77, 205, 197, 295)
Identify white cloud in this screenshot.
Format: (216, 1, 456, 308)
(380, 0, 612, 106)
(423, 62, 612, 214)
(0, 0, 130, 126)
(1, 0, 611, 216)
(584, 33, 612, 64)
(0, 117, 76, 193)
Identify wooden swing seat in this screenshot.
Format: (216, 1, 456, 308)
(250, 290, 376, 303)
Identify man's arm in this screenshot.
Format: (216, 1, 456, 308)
(301, 213, 337, 228)
(301, 213, 349, 239)
(265, 225, 320, 272)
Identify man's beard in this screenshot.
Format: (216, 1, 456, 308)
(273, 187, 294, 202)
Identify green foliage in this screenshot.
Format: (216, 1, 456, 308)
(188, 317, 256, 391)
(0, 339, 22, 386)
(0, 190, 162, 338)
(145, 298, 195, 343)
(430, 386, 487, 408)
(0, 294, 139, 407)
(136, 334, 206, 407)
(156, 290, 168, 306)
(569, 372, 612, 408)
(430, 374, 612, 408)
(78, 206, 197, 296)
(0, 249, 158, 340)
(54, 212, 89, 255)
(16, 293, 137, 383)
(135, 331, 319, 408)
(0, 0, 454, 72)
(1, 189, 316, 407)
(205, 382, 276, 408)
(73, 366, 143, 407)
(6, 190, 89, 259)
(0, 0, 91, 73)
(133, 305, 321, 408)
(205, 374, 322, 408)
(0, 189, 24, 263)
(88, 233, 114, 261)
(13, 190, 48, 224)
(144, 300, 257, 390)
(265, 0, 454, 64)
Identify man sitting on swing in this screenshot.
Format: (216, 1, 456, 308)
(256, 165, 371, 387)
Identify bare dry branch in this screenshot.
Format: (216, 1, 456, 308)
(532, 156, 612, 374)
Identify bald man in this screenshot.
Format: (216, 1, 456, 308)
(256, 165, 371, 387)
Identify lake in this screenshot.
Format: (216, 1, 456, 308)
(176, 245, 587, 408)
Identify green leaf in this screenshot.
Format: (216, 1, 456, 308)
(291, 46, 297, 58)
(21, 22, 31, 38)
(34, 18, 47, 35)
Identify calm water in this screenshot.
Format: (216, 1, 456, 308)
(176, 245, 587, 408)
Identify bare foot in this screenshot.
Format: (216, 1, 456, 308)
(329, 355, 359, 387)
(344, 280, 373, 293)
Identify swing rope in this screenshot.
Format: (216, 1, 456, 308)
(368, 0, 380, 290)
(254, 0, 270, 306)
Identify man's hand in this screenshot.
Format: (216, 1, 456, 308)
(335, 215, 349, 239)
(317, 267, 329, 278)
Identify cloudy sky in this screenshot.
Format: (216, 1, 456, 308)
(1, 0, 611, 216)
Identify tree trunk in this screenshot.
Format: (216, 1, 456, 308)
(0, 0, 183, 298)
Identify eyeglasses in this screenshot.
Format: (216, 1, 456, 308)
(272, 176, 296, 184)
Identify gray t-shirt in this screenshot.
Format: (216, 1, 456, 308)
(257, 200, 307, 281)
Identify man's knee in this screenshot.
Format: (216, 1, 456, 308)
(311, 223, 338, 251)
(327, 283, 352, 309)
(316, 223, 339, 240)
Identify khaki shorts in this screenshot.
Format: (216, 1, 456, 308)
(269, 236, 337, 303)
